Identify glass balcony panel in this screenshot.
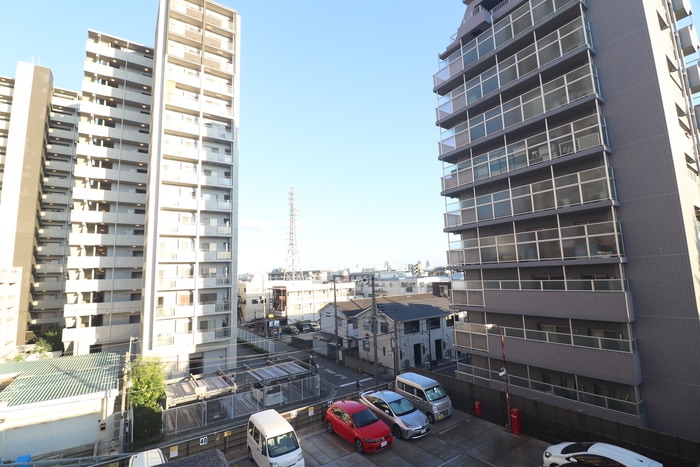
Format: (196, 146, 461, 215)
(587, 222, 615, 235)
(556, 186, 581, 206)
(486, 115, 504, 135)
(517, 231, 536, 242)
(561, 238, 587, 258)
(512, 10, 533, 35)
(494, 22, 513, 46)
(607, 399, 638, 415)
(532, 0, 555, 22)
(532, 191, 555, 211)
(481, 246, 498, 262)
(522, 96, 544, 120)
(478, 37, 495, 56)
(498, 244, 517, 262)
(512, 196, 533, 215)
(462, 47, 478, 67)
(548, 332, 572, 344)
(508, 150, 528, 170)
(503, 108, 522, 127)
(600, 338, 630, 352)
(499, 63, 518, 86)
(474, 164, 489, 181)
(568, 280, 592, 290)
(461, 207, 477, 224)
(470, 123, 486, 141)
(568, 75, 594, 100)
(561, 28, 586, 54)
(490, 158, 508, 176)
(480, 236, 496, 246)
(526, 329, 547, 341)
(477, 204, 493, 221)
(573, 335, 599, 348)
(518, 244, 539, 260)
(464, 249, 480, 263)
(538, 240, 560, 259)
(493, 200, 512, 218)
(518, 53, 539, 76)
(521, 280, 541, 289)
(581, 180, 609, 202)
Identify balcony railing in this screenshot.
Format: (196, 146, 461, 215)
(452, 276, 628, 296)
(455, 363, 643, 416)
(438, 16, 590, 122)
(439, 64, 598, 156)
(448, 216, 622, 265)
(436, 0, 579, 87)
(446, 166, 613, 231)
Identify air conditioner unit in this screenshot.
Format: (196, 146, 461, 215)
(423, 361, 430, 370)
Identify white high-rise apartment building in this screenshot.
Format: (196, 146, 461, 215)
(0, 0, 240, 377)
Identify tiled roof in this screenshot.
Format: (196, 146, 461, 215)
(0, 352, 120, 407)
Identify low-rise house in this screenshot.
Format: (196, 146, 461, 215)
(320, 293, 454, 376)
(0, 352, 120, 461)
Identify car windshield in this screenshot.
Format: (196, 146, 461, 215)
(425, 385, 447, 401)
(351, 408, 380, 428)
(266, 431, 300, 458)
(388, 396, 416, 416)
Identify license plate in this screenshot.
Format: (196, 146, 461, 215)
(381, 441, 387, 447)
(438, 414, 445, 420)
(419, 429, 426, 434)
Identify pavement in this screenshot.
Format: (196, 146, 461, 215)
(230, 331, 551, 466)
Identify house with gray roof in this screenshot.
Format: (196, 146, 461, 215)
(319, 293, 454, 376)
(0, 352, 120, 461)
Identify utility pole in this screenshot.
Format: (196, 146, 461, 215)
(372, 275, 378, 380)
(120, 336, 136, 413)
(393, 308, 399, 377)
(333, 279, 339, 364)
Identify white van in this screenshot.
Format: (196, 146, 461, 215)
(395, 372, 453, 423)
(128, 448, 167, 466)
(247, 409, 305, 467)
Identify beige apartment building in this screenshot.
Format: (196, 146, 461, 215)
(0, 0, 240, 377)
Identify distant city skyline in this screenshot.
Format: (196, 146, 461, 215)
(0, 0, 468, 273)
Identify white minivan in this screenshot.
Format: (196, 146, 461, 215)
(395, 372, 453, 423)
(247, 409, 305, 467)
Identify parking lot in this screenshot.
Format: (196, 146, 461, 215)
(230, 409, 550, 466)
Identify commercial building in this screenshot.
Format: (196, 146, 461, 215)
(437, 0, 700, 439)
(0, 0, 240, 379)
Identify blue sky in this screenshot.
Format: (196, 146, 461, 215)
(0, 0, 467, 274)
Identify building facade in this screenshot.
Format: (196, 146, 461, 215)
(0, 0, 240, 379)
(437, 0, 700, 439)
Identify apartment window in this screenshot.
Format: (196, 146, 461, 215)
(429, 318, 441, 330)
(380, 322, 389, 334)
(404, 321, 420, 334)
(129, 315, 141, 324)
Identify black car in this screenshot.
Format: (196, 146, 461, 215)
(282, 325, 300, 335)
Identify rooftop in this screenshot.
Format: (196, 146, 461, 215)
(0, 352, 120, 406)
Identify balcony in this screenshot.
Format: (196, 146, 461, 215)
(439, 64, 598, 158)
(455, 362, 644, 416)
(435, 0, 579, 89)
(64, 300, 141, 317)
(445, 165, 613, 230)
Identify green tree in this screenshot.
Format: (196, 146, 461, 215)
(129, 356, 166, 447)
(130, 356, 166, 409)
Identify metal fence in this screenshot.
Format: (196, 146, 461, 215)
(162, 375, 320, 436)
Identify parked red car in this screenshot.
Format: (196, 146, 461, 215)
(324, 400, 393, 454)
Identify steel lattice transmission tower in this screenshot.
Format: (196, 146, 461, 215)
(284, 188, 304, 280)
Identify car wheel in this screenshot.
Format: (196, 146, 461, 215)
(247, 447, 253, 462)
(326, 420, 334, 434)
(354, 438, 364, 454)
(427, 412, 435, 424)
(392, 424, 403, 439)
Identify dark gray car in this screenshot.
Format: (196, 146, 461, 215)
(359, 389, 430, 440)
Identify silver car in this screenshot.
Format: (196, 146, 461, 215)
(359, 390, 430, 440)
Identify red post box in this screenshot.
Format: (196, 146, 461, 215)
(510, 407, 521, 435)
(474, 401, 482, 416)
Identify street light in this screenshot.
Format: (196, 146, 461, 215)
(485, 323, 511, 432)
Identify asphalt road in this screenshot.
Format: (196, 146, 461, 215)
(229, 409, 550, 466)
